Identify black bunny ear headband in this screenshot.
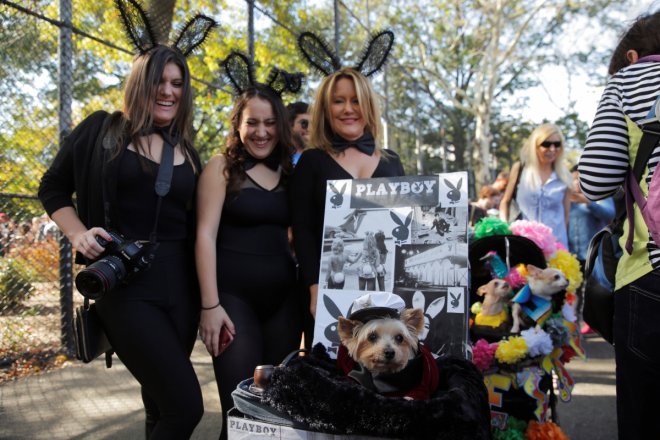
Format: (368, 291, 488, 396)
(115, 0, 216, 57)
(297, 30, 394, 77)
(221, 51, 304, 97)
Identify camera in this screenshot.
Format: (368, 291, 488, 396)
(75, 230, 158, 300)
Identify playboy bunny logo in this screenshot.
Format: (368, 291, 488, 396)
(412, 290, 445, 341)
(329, 182, 347, 209)
(322, 294, 345, 353)
(447, 287, 465, 313)
(444, 177, 463, 204)
(390, 210, 412, 244)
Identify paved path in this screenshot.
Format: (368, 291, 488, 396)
(0, 335, 616, 439)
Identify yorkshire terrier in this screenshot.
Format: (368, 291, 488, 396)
(336, 308, 439, 400)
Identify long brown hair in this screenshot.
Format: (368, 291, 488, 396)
(109, 45, 197, 171)
(224, 86, 294, 192)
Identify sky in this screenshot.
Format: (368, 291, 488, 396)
(512, 0, 660, 125)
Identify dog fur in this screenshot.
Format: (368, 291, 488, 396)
(476, 279, 510, 317)
(337, 308, 424, 375)
(510, 264, 569, 333)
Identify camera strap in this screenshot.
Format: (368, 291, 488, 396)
(150, 129, 177, 244)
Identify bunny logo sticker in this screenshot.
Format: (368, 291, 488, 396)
(328, 181, 348, 209)
(390, 209, 413, 245)
(412, 290, 445, 341)
(321, 294, 343, 353)
(444, 177, 463, 204)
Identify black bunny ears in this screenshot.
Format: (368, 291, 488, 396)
(221, 51, 304, 96)
(115, 0, 216, 57)
(298, 30, 394, 77)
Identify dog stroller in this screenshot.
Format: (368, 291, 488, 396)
(468, 233, 582, 436)
(227, 344, 492, 440)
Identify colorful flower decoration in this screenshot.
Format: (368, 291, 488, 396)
(542, 316, 570, 348)
(495, 336, 528, 364)
(472, 338, 498, 372)
(520, 328, 554, 358)
(471, 217, 584, 436)
(473, 217, 511, 239)
(509, 220, 557, 257)
(548, 249, 583, 292)
(492, 416, 528, 440)
(505, 264, 528, 290)
(525, 420, 569, 440)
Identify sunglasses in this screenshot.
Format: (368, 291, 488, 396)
(539, 140, 562, 149)
(298, 119, 309, 129)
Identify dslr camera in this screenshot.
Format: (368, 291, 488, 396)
(75, 231, 158, 300)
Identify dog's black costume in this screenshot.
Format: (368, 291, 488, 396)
(261, 344, 492, 439)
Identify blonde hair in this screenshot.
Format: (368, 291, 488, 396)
(309, 68, 382, 154)
(331, 237, 345, 253)
(519, 123, 571, 191)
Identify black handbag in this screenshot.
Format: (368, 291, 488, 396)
(507, 163, 524, 223)
(583, 225, 619, 345)
(73, 297, 113, 365)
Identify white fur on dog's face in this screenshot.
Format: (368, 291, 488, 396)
(526, 265, 569, 298)
(338, 308, 424, 374)
(477, 279, 510, 299)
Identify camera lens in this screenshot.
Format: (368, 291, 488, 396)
(75, 255, 127, 300)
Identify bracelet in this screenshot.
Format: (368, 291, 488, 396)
(201, 300, 221, 310)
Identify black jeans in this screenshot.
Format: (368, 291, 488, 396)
(614, 270, 660, 440)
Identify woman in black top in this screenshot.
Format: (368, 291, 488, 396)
(38, 44, 205, 438)
(289, 68, 405, 347)
(195, 84, 301, 440)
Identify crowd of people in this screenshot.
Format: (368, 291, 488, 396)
(0, 212, 58, 257)
(30, 0, 660, 438)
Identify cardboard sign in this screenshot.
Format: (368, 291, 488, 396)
(314, 173, 470, 358)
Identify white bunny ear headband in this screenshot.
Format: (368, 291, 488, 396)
(115, 0, 217, 57)
(297, 29, 394, 77)
(221, 50, 304, 97)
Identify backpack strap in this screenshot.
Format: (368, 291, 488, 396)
(624, 120, 660, 253)
(511, 163, 524, 200)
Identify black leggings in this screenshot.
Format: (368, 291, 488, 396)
(214, 292, 301, 440)
(96, 242, 203, 439)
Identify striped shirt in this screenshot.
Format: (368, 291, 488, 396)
(578, 61, 660, 280)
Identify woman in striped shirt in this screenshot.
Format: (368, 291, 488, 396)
(578, 10, 660, 439)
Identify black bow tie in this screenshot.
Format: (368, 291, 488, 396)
(332, 132, 376, 156)
(243, 150, 280, 171)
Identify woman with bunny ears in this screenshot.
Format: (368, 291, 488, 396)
(289, 31, 405, 348)
(38, 1, 216, 437)
(195, 52, 303, 440)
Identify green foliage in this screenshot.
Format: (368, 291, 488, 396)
(0, 258, 34, 310)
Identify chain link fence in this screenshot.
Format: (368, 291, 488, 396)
(0, 0, 232, 382)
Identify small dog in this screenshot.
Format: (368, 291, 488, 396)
(510, 265, 569, 333)
(336, 308, 439, 400)
(474, 279, 511, 327)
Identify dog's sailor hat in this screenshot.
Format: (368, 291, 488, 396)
(348, 292, 406, 323)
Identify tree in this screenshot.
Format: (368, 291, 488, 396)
(352, 0, 628, 186)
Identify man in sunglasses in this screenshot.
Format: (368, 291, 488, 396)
(287, 101, 310, 166)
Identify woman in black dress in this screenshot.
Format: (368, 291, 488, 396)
(38, 4, 216, 436)
(290, 32, 404, 346)
(195, 53, 302, 440)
